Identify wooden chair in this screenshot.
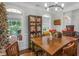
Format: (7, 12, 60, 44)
(62, 42, 76, 56)
(6, 42, 19, 56)
(5, 41, 36, 56)
(34, 47, 44, 56)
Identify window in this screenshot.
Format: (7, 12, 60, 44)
(8, 19, 21, 36)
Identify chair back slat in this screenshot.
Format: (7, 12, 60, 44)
(63, 41, 76, 56)
(6, 42, 19, 56)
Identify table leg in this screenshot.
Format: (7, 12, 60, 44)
(32, 42, 35, 52)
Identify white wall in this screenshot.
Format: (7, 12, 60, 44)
(51, 11, 63, 32)
(71, 9, 79, 31)
(42, 15, 52, 32)
(63, 11, 72, 29)
(60, 9, 79, 32)
(20, 14, 28, 50)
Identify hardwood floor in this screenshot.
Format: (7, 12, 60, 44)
(20, 49, 30, 55)
(20, 49, 35, 56)
(20, 51, 35, 56)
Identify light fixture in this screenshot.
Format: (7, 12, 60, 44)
(61, 3, 64, 8)
(44, 2, 64, 11)
(44, 3, 48, 7)
(55, 7, 58, 11)
(44, 3, 49, 12)
(47, 8, 49, 11)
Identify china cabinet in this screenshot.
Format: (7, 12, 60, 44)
(28, 15, 42, 49)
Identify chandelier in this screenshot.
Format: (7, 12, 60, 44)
(44, 2, 64, 11)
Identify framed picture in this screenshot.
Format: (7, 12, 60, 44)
(54, 19, 61, 25)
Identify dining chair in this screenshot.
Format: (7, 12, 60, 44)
(5, 41, 35, 56)
(34, 47, 44, 56)
(62, 42, 76, 56)
(6, 42, 19, 56)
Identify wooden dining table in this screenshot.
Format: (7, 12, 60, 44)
(31, 36, 78, 56)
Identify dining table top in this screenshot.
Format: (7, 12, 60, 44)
(31, 36, 77, 55)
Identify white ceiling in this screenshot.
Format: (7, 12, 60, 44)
(4, 2, 79, 15)
(22, 2, 76, 8)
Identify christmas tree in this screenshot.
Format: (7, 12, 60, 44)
(0, 3, 9, 49)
